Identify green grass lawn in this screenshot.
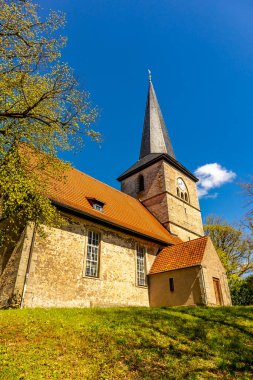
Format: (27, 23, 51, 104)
(0, 307, 252, 379)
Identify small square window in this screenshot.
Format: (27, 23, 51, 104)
(93, 203, 103, 211)
(87, 197, 105, 212)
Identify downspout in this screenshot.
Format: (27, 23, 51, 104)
(20, 223, 37, 309)
(199, 265, 208, 306)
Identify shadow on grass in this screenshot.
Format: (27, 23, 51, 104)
(1, 307, 252, 379)
(113, 307, 253, 378)
(177, 307, 253, 338)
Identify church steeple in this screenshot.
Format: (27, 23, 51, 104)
(118, 75, 203, 241)
(139, 75, 175, 159)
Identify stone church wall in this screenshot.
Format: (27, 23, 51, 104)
(120, 161, 172, 227)
(120, 160, 204, 242)
(166, 223, 201, 242)
(163, 162, 204, 240)
(201, 238, 231, 306)
(163, 162, 200, 209)
(149, 266, 203, 306)
(121, 161, 165, 201)
(18, 215, 159, 308)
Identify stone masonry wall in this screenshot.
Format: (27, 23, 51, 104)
(163, 162, 204, 240)
(201, 238, 231, 306)
(149, 266, 204, 307)
(167, 223, 202, 242)
(120, 159, 204, 241)
(163, 162, 200, 209)
(120, 161, 171, 230)
(20, 215, 160, 308)
(120, 160, 173, 232)
(121, 161, 165, 200)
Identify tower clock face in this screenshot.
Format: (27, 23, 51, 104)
(177, 178, 186, 191)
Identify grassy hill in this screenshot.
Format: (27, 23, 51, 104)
(0, 307, 252, 379)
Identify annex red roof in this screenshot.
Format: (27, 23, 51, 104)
(48, 166, 181, 245)
(149, 236, 208, 274)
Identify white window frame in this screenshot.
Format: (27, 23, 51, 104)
(136, 245, 147, 287)
(84, 230, 101, 278)
(93, 203, 103, 212)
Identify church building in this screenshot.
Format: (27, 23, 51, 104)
(0, 77, 231, 308)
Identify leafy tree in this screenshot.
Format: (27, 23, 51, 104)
(204, 215, 253, 282)
(230, 275, 253, 306)
(0, 0, 100, 245)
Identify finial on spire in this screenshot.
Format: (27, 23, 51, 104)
(148, 69, 152, 82)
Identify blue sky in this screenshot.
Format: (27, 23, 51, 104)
(39, 0, 253, 224)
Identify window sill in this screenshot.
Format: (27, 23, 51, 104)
(83, 275, 101, 280)
(136, 284, 148, 288)
(176, 195, 190, 205)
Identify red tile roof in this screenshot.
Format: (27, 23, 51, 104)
(149, 236, 208, 274)
(48, 166, 181, 245)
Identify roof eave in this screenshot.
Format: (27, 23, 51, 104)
(148, 263, 202, 275)
(117, 153, 198, 182)
(51, 199, 173, 246)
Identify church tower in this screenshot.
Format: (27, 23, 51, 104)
(117, 75, 204, 241)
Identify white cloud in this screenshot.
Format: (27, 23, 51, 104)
(204, 192, 218, 199)
(194, 163, 236, 199)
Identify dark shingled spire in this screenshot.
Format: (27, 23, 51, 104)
(139, 79, 175, 159)
(117, 76, 197, 183)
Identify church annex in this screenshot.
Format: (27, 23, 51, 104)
(0, 78, 231, 308)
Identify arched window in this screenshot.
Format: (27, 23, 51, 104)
(177, 187, 180, 197)
(185, 193, 188, 202)
(181, 192, 184, 199)
(137, 174, 144, 193)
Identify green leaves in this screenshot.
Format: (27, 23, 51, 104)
(0, 0, 66, 73)
(0, 1, 100, 244)
(0, 146, 65, 245)
(204, 215, 253, 284)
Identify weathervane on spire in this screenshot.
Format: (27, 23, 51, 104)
(148, 69, 152, 82)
